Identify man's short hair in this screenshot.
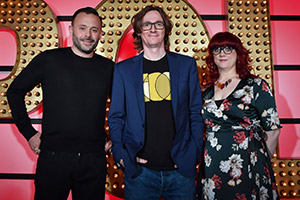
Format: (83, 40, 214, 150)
(131, 5, 173, 52)
(72, 7, 102, 26)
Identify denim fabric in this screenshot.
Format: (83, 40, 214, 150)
(124, 166, 196, 200)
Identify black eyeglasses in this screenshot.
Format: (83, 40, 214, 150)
(140, 21, 165, 31)
(212, 46, 234, 55)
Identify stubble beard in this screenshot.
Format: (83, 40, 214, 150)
(73, 33, 99, 54)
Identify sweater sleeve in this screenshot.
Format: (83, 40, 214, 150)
(7, 52, 45, 141)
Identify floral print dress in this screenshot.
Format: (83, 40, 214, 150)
(201, 78, 282, 200)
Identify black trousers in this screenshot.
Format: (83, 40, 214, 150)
(34, 151, 106, 200)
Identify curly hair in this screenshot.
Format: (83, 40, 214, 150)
(205, 32, 255, 88)
(131, 5, 173, 52)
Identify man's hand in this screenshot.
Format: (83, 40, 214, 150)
(105, 140, 112, 152)
(120, 159, 125, 168)
(29, 132, 41, 154)
(136, 157, 148, 164)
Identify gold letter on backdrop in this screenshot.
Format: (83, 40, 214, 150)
(227, 1, 299, 198)
(0, 0, 59, 116)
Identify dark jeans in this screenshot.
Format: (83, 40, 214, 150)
(34, 151, 106, 200)
(124, 166, 196, 200)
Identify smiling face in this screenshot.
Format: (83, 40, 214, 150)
(69, 12, 102, 57)
(213, 48, 237, 72)
(139, 10, 166, 51)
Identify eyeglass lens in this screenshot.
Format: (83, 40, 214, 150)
(213, 46, 234, 55)
(141, 22, 165, 30)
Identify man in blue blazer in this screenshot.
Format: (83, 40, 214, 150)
(108, 5, 204, 200)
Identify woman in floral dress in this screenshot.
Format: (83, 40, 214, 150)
(200, 32, 282, 200)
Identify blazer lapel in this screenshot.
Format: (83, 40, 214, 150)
(131, 53, 145, 123)
(167, 52, 179, 121)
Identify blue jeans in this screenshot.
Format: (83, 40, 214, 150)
(124, 166, 196, 200)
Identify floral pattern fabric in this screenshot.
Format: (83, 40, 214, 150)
(202, 78, 282, 200)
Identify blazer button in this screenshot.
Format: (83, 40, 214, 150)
(142, 124, 145, 128)
(139, 142, 143, 146)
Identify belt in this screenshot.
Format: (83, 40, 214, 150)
(39, 150, 103, 158)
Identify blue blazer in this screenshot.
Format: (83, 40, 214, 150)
(108, 51, 204, 178)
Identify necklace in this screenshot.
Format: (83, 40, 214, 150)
(215, 76, 237, 90)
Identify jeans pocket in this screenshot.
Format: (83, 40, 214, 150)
(130, 165, 144, 179)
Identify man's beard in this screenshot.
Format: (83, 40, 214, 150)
(73, 33, 99, 54)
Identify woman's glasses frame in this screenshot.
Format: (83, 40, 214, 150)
(212, 46, 234, 55)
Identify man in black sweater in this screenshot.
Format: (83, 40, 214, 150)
(7, 7, 114, 200)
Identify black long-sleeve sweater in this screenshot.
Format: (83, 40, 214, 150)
(7, 48, 114, 153)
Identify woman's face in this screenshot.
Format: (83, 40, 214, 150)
(213, 46, 237, 72)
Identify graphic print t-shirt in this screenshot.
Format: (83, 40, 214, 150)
(137, 55, 176, 171)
